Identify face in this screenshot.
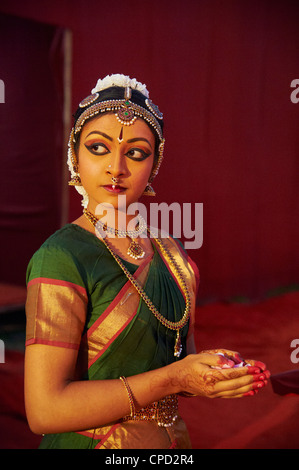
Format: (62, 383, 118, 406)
(77, 113, 155, 213)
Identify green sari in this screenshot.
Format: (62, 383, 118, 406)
(25, 224, 199, 449)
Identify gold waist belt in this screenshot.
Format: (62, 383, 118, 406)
(122, 394, 178, 428)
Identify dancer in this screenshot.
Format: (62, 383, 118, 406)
(24, 74, 270, 449)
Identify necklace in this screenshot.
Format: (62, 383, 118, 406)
(83, 209, 191, 357)
(83, 209, 147, 260)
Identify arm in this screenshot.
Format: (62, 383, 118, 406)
(25, 342, 269, 435)
(24, 343, 180, 435)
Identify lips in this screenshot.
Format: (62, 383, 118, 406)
(103, 184, 126, 193)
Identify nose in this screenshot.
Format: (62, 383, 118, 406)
(106, 149, 128, 179)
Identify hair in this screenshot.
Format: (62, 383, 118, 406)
(72, 86, 164, 165)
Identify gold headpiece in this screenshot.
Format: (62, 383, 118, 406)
(74, 98, 163, 140)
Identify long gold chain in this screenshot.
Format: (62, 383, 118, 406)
(83, 210, 191, 357)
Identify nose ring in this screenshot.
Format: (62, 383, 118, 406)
(111, 176, 119, 184)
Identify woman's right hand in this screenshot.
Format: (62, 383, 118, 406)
(173, 351, 270, 399)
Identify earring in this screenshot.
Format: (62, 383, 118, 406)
(68, 128, 83, 186)
(143, 183, 156, 196)
(68, 174, 82, 186)
(142, 139, 164, 196)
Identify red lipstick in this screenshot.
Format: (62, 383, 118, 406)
(103, 184, 126, 193)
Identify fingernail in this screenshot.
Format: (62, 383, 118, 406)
(252, 374, 261, 381)
(217, 356, 235, 368)
(253, 374, 266, 381)
(247, 366, 262, 375)
(252, 381, 265, 390)
(243, 391, 255, 397)
(221, 361, 235, 369)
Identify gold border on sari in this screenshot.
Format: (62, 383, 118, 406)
(25, 279, 88, 349)
(153, 236, 198, 336)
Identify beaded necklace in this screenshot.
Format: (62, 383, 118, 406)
(83, 209, 191, 357)
(83, 209, 147, 260)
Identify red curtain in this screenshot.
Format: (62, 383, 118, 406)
(0, 1, 298, 300)
(0, 14, 65, 285)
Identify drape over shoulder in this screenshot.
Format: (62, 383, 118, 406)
(25, 224, 199, 449)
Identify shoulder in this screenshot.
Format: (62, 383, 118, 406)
(30, 223, 103, 257)
(26, 224, 102, 285)
(29, 225, 82, 263)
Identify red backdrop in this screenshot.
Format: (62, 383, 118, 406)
(0, 0, 298, 301)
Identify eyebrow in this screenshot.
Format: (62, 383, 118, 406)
(127, 137, 152, 149)
(84, 131, 152, 148)
(85, 131, 113, 141)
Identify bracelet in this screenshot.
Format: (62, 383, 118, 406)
(119, 376, 136, 417)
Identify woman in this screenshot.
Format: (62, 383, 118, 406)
(24, 74, 269, 449)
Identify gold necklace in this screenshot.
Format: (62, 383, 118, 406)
(83, 209, 146, 260)
(83, 210, 191, 357)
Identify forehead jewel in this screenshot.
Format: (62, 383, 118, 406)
(74, 74, 163, 140)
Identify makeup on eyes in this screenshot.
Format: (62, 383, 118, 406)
(125, 148, 151, 161)
(84, 138, 151, 161)
(84, 141, 110, 155)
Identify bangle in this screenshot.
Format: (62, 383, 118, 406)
(119, 376, 136, 417)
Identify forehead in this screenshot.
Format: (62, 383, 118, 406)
(80, 112, 155, 142)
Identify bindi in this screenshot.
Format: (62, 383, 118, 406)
(117, 126, 124, 144)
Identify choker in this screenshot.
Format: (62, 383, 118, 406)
(83, 209, 147, 260)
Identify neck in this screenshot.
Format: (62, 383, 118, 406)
(85, 206, 141, 232)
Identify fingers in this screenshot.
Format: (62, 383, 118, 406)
(200, 349, 268, 372)
(196, 352, 236, 369)
(181, 351, 270, 399)
(205, 366, 270, 398)
(216, 379, 268, 398)
(244, 358, 267, 371)
(201, 349, 244, 365)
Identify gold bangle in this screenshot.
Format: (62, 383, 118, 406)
(119, 376, 136, 417)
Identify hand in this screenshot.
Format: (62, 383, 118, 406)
(177, 349, 270, 399)
(201, 348, 267, 372)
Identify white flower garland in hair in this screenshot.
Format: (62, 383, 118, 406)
(67, 131, 90, 208)
(91, 73, 149, 97)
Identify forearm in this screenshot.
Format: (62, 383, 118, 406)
(25, 360, 180, 435)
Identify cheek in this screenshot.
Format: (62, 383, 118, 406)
(78, 147, 102, 173)
(132, 162, 153, 188)
(142, 156, 155, 178)
(77, 155, 101, 190)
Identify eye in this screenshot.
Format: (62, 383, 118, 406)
(125, 148, 151, 161)
(84, 142, 110, 155)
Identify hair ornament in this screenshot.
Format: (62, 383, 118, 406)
(124, 86, 132, 100)
(79, 93, 99, 108)
(115, 102, 137, 126)
(149, 139, 165, 182)
(145, 98, 163, 120)
(74, 99, 163, 140)
(91, 74, 149, 97)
